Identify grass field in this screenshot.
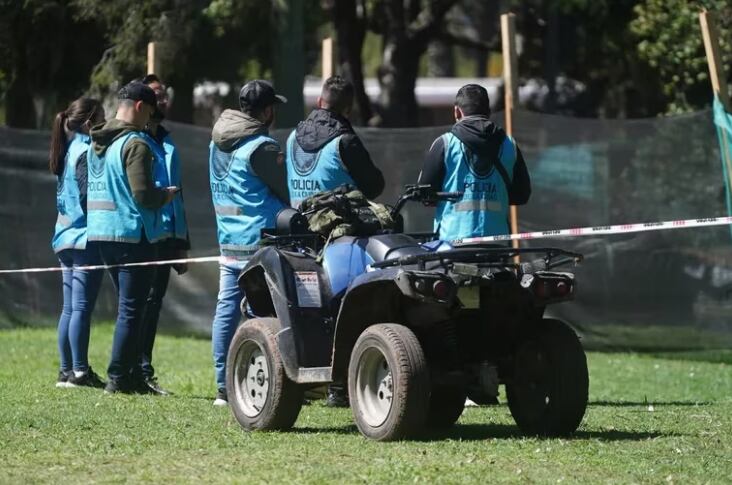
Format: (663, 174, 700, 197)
(1, 324, 731, 484)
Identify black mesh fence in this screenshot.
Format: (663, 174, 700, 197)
(1, 109, 731, 349)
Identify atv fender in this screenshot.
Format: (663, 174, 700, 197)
(237, 247, 302, 382)
(330, 267, 454, 381)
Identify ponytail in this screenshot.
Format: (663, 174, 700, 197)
(49, 111, 68, 176)
(48, 97, 103, 176)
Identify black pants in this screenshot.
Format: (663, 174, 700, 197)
(138, 240, 176, 379)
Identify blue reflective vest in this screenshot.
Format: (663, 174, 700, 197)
(209, 134, 286, 260)
(285, 131, 355, 208)
(86, 132, 165, 244)
(141, 131, 188, 241)
(434, 132, 517, 240)
(51, 133, 90, 253)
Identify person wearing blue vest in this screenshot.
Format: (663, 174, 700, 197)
(419, 84, 531, 241)
(87, 81, 178, 394)
(285, 75, 384, 209)
(49, 97, 107, 389)
(286, 76, 384, 408)
(136, 74, 191, 396)
(208, 79, 289, 406)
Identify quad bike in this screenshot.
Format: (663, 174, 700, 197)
(226, 184, 589, 441)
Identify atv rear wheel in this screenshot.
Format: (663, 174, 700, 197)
(227, 318, 303, 431)
(506, 319, 588, 436)
(348, 323, 429, 441)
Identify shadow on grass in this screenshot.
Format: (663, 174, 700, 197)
(589, 400, 711, 407)
(293, 425, 360, 435)
(649, 350, 732, 365)
(290, 423, 673, 442)
(413, 423, 673, 442)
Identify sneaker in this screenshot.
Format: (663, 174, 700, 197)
(55, 370, 71, 388)
(326, 384, 349, 408)
(213, 388, 228, 406)
(67, 368, 106, 389)
(136, 377, 171, 396)
(104, 378, 134, 394)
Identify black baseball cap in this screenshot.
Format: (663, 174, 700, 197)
(239, 80, 287, 112)
(118, 81, 157, 107)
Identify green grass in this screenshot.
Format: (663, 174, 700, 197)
(1, 325, 731, 484)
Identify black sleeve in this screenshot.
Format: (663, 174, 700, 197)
(169, 233, 191, 251)
(338, 134, 385, 199)
(75, 152, 88, 215)
(508, 145, 531, 205)
(250, 141, 290, 205)
(418, 136, 446, 192)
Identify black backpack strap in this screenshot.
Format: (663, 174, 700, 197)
(459, 139, 513, 191)
(492, 140, 512, 191)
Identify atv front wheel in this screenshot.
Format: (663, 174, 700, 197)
(348, 323, 429, 441)
(506, 319, 588, 436)
(226, 318, 303, 431)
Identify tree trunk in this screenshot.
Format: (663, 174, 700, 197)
(374, 0, 459, 127)
(333, 0, 373, 125)
(377, 36, 421, 127)
(427, 41, 454, 77)
(5, 65, 35, 129)
(543, 4, 559, 113)
(168, 74, 195, 124)
(272, 0, 305, 128)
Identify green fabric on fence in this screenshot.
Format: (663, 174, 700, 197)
(713, 97, 732, 239)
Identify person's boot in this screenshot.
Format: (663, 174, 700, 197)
(55, 370, 71, 388)
(213, 388, 228, 407)
(326, 383, 349, 408)
(67, 367, 106, 389)
(139, 376, 172, 396)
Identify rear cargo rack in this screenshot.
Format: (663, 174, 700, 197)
(371, 247, 583, 271)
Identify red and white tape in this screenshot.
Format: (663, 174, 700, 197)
(0, 256, 220, 275)
(452, 216, 732, 244)
(1, 215, 731, 274)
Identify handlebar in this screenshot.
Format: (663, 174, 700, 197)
(390, 185, 464, 218)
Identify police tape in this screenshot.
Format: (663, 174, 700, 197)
(1, 215, 732, 274)
(0, 256, 220, 274)
(451, 216, 732, 244)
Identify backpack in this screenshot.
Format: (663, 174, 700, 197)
(299, 184, 396, 239)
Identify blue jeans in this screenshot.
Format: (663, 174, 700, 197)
(98, 241, 156, 382)
(56, 246, 103, 372)
(211, 263, 246, 391)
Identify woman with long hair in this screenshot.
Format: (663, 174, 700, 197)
(50, 97, 106, 388)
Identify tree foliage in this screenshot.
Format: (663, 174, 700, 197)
(1, 0, 731, 128)
(0, 0, 105, 128)
(631, 0, 732, 113)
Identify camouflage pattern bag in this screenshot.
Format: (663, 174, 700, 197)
(299, 184, 396, 239)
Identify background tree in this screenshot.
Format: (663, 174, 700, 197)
(631, 0, 732, 114)
(74, 0, 275, 123)
(514, 0, 667, 117)
(330, 0, 373, 125)
(327, 0, 497, 127)
(0, 0, 105, 128)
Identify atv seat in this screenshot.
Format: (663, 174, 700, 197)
(330, 234, 428, 263)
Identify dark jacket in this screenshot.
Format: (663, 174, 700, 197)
(419, 115, 531, 205)
(212, 109, 289, 204)
(90, 119, 168, 209)
(295, 108, 385, 199)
